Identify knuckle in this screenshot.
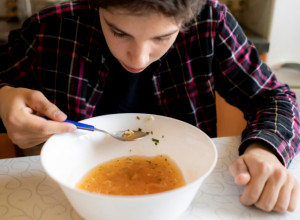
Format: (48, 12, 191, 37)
(257, 161, 271, 175)
(7, 132, 23, 146)
(27, 90, 44, 104)
(37, 124, 50, 134)
(256, 202, 273, 212)
(246, 191, 260, 203)
(273, 169, 286, 182)
(5, 113, 21, 127)
(7, 131, 19, 142)
(263, 205, 273, 212)
(288, 203, 297, 212)
(275, 203, 287, 213)
(29, 90, 43, 99)
(27, 91, 54, 113)
(6, 115, 17, 126)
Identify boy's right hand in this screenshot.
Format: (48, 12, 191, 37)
(0, 86, 76, 149)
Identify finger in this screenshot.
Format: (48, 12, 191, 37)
(229, 158, 251, 186)
(239, 161, 270, 206)
(288, 180, 300, 212)
(14, 107, 75, 134)
(33, 115, 77, 134)
(11, 116, 76, 149)
(25, 90, 67, 121)
(255, 170, 286, 212)
(12, 113, 75, 135)
(273, 179, 293, 213)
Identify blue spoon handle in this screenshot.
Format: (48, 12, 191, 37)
(42, 117, 95, 131)
(64, 119, 95, 131)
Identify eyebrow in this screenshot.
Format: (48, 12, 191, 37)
(103, 16, 179, 39)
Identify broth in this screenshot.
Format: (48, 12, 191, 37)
(77, 155, 186, 195)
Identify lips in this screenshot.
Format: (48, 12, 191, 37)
(122, 63, 146, 73)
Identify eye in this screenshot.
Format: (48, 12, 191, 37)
(112, 30, 127, 38)
(154, 36, 171, 43)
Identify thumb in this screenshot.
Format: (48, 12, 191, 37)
(229, 157, 251, 186)
(26, 90, 67, 121)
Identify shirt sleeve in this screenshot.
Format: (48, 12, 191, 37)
(211, 3, 300, 167)
(0, 18, 39, 89)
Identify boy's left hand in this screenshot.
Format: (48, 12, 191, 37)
(229, 142, 300, 212)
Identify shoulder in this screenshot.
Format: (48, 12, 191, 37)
(9, 0, 103, 61)
(198, 0, 228, 23)
(24, 0, 96, 26)
(177, 0, 236, 40)
(16, 0, 101, 42)
(174, 0, 229, 41)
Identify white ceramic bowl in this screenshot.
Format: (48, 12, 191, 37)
(41, 113, 217, 220)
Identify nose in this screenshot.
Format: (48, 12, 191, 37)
(127, 42, 150, 68)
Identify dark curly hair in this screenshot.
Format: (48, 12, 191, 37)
(94, 0, 206, 28)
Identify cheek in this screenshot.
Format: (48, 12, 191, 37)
(105, 37, 126, 60)
(151, 35, 177, 60)
(151, 43, 173, 60)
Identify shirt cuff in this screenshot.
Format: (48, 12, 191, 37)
(239, 130, 288, 167)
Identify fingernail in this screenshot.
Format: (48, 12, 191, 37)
(54, 111, 66, 120)
(69, 125, 77, 132)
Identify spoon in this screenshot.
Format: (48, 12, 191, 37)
(63, 119, 147, 141)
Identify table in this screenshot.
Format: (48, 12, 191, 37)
(1, 136, 300, 220)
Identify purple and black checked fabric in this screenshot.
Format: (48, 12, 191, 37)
(0, 0, 299, 166)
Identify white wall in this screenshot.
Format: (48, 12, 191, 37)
(267, 0, 300, 68)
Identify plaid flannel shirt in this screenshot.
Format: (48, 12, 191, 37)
(0, 0, 299, 166)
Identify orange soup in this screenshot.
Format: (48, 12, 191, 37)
(77, 155, 186, 195)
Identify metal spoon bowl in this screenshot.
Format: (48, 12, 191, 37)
(64, 119, 146, 141)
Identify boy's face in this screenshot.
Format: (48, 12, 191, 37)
(99, 8, 181, 73)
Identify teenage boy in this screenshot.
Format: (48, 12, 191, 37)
(0, 0, 299, 213)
